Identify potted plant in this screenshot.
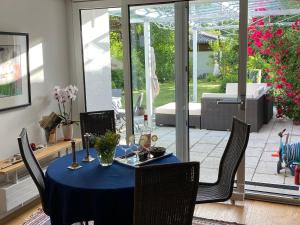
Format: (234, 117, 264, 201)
(94, 130, 120, 166)
(53, 85, 78, 140)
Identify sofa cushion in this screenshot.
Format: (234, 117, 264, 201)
(225, 83, 268, 98)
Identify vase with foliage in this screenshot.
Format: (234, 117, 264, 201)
(53, 85, 78, 140)
(94, 130, 120, 166)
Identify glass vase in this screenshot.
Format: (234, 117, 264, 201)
(97, 147, 116, 166)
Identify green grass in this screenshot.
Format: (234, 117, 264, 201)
(132, 80, 221, 108)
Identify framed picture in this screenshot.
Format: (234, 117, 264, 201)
(0, 32, 30, 112)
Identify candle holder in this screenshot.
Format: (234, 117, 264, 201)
(82, 133, 95, 162)
(68, 140, 82, 170)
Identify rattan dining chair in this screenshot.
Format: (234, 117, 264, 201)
(134, 162, 199, 225)
(196, 117, 250, 204)
(18, 128, 49, 215)
(80, 110, 116, 147)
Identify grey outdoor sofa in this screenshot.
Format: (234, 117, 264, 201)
(201, 83, 273, 132)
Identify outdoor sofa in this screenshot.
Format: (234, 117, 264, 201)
(155, 102, 201, 128)
(201, 83, 273, 132)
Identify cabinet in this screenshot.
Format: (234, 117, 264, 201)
(0, 139, 82, 218)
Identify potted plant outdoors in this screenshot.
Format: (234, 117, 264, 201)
(94, 130, 120, 166)
(53, 85, 78, 140)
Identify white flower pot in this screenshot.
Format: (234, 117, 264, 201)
(61, 124, 73, 141)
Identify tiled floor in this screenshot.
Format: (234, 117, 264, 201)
(133, 116, 300, 196)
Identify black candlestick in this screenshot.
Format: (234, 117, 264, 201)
(68, 140, 82, 170)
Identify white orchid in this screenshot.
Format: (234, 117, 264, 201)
(53, 85, 78, 125)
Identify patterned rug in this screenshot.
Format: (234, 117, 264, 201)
(22, 209, 244, 225)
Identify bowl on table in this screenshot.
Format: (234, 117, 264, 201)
(138, 151, 149, 162)
(149, 147, 166, 158)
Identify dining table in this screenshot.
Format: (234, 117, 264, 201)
(45, 147, 179, 225)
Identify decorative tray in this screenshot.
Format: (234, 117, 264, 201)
(114, 152, 173, 167)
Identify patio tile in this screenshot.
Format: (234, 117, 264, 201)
(204, 130, 228, 137)
(198, 135, 224, 144)
(263, 143, 278, 152)
(245, 167, 255, 181)
(201, 157, 221, 169)
(245, 147, 263, 157)
(190, 151, 208, 163)
(292, 125, 300, 135)
(256, 161, 278, 174)
(252, 173, 285, 185)
(247, 139, 266, 148)
(190, 143, 216, 154)
(245, 156, 260, 169)
(260, 152, 278, 162)
(199, 167, 218, 183)
(216, 140, 228, 148)
(209, 147, 225, 157)
(284, 175, 296, 186)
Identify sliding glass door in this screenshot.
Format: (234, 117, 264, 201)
(128, 3, 177, 154)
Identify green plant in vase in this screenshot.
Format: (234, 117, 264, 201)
(94, 130, 120, 166)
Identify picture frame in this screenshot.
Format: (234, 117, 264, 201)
(0, 32, 31, 112)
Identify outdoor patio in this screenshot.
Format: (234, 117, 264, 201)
(149, 115, 300, 196)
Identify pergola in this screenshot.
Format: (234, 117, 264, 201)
(111, 0, 300, 121)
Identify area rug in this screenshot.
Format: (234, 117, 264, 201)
(22, 209, 244, 225)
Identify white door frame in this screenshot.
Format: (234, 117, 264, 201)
(71, 0, 247, 199)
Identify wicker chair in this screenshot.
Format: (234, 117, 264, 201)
(80, 110, 116, 147)
(18, 128, 49, 215)
(196, 117, 250, 203)
(134, 162, 199, 225)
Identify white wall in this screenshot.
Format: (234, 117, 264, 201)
(0, 0, 70, 159)
(197, 51, 214, 76)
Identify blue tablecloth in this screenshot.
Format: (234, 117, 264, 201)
(45, 147, 179, 225)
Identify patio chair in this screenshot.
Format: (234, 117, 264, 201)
(112, 93, 144, 132)
(80, 110, 116, 147)
(196, 117, 250, 204)
(134, 162, 199, 225)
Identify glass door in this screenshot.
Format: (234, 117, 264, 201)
(187, 0, 247, 199)
(128, 3, 177, 153)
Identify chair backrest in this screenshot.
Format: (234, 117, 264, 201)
(134, 162, 199, 225)
(218, 117, 250, 190)
(18, 128, 48, 214)
(80, 110, 116, 147)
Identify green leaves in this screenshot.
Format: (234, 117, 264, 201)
(95, 130, 120, 154)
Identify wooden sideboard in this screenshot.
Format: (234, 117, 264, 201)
(0, 138, 82, 218)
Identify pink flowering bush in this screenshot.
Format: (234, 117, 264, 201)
(53, 85, 78, 125)
(248, 15, 300, 121)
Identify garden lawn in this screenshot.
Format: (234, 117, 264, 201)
(133, 80, 221, 108)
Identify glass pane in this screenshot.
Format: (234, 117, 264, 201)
(81, 8, 126, 144)
(129, 3, 176, 154)
(246, 0, 300, 197)
(188, 0, 240, 183)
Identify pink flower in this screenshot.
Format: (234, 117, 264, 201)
(275, 28, 283, 37)
(254, 40, 263, 48)
(263, 30, 273, 40)
(275, 83, 283, 89)
(248, 47, 254, 56)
